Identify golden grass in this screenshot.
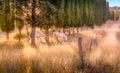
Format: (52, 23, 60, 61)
(0, 38, 82, 73)
(0, 32, 120, 73)
(0, 22, 120, 73)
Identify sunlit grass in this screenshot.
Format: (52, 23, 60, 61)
(0, 24, 120, 73)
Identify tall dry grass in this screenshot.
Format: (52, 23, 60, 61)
(0, 40, 82, 73)
(0, 26, 120, 73)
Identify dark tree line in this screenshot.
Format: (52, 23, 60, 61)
(57, 0, 110, 28)
(0, 0, 110, 45)
(50, 0, 110, 36)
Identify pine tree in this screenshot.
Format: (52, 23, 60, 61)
(94, 0, 104, 26)
(87, 0, 94, 28)
(75, 0, 79, 32)
(66, 0, 72, 36)
(0, 0, 14, 40)
(60, 0, 65, 32)
(71, 0, 75, 35)
(79, 0, 84, 28)
(83, 0, 89, 26)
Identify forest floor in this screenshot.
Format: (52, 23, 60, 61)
(0, 20, 120, 73)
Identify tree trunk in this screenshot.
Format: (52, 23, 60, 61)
(63, 28, 65, 33)
(6, 32, 9, 40)
(77, 27, 79, 34)
(31, 27, 36, 46)
(18, 29, 21, 43)
(26, 26, 29, 36)
(56, 27, 59, 31)
(81, 27, 83, 31)
(45, 29, 50, 45)
(68, 28, 71, 37)
(58, 28, 61, 32)
(72, 27, 75, 36)
(31, 0, 36, 46)
(40, 28, 41, 31)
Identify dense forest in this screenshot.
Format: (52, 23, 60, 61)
(0, 0, 119, 45)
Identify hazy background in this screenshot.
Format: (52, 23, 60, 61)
(107, 0, 120, 7)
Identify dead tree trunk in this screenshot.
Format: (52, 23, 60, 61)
(78, 37, 84, 72)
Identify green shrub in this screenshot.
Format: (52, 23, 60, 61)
(14, 33, 27, 40)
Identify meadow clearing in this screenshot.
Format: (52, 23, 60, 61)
(0, 20, 120, 73)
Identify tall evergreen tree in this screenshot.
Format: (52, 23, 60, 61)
(66, 0, 71, 36)
(83, 0, 89, 26)
(59, 0, 65, 32)
(0, 0, 14, 40)
(71, 0, 75, 35)
(87, 0, 94, 28)
(79, 0, 84, 28)
(75, 0, 80, 33)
